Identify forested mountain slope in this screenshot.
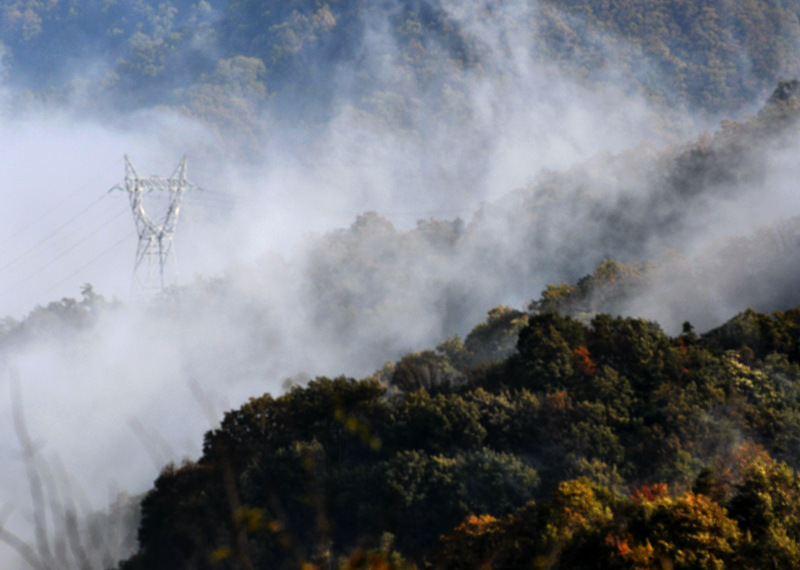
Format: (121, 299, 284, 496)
(102, 80, 800, 565)
(112, 298, 800, 569)
(4, 1, 800, 569)
(4, 81, 798, 388)
(241, 80, 800, 358)
(3, 0, 800, 123)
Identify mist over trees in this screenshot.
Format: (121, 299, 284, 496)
(4, 0, 800, 119)
(4, 0, 800, 568)
(111, 302, 800, 569)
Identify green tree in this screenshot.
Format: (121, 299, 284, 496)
(728, 458, 800, 568)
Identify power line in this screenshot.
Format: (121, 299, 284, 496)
(0, 208, 129, 297)
(38, 233, 135, 299)
(0, 159, 123, 248)
(0, 193, 113, 273)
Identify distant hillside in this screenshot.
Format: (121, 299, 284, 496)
(4, 81, 797, 376)
(538, 0, 800, 113)
(291, 80, 800, 346)
(3, 0, 800, 124)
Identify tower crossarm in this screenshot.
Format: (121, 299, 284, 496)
(122, 155, 193, 293)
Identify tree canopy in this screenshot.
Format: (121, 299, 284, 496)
(114, 297, 800, 568)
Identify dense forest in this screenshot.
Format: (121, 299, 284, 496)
(8, 254, 800, 568)
(109, 293, 800, 568)
(3, 0, 800, 113)
(4, 0, 800, 568)
(3, 0, 800, 139)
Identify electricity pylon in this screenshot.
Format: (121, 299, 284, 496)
(123, 155, 193, 295)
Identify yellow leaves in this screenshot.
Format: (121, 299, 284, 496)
(548, 478, 614, 539)
(596, 492, 740, 570)
(723, 351, 780, 406)
(334, 406, 382, 450)
(645, 492, 741, 568)
(210, 546, 232, 562)
(486, 305, 518, 321)
(536, 283, 577, 313)
(618, 541, 657, 570)
(454, 514, 500, 537)
(432, 512, 511, 570)
(234, 506, 264, 533)
(466, 514, 498, 526)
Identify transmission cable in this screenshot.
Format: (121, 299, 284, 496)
(0, 158, 123, 248)
(0, 207, 129, 297)
(0, 193, 114, 273)
(38, 233, 135, 298)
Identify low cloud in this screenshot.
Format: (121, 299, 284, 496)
(2, 1, 800, 568)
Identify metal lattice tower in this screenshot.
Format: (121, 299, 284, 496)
(123, 155, 193, 295)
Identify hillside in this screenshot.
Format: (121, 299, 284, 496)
(4, 0, 800, 116)
(3, 1, 800, 569)
(103, 81, 800, 567)
(107, 298, 800, 569)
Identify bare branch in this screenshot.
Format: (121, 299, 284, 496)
(9, 371, 54, 569)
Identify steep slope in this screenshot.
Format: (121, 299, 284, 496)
(113, 300, 800, 568)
